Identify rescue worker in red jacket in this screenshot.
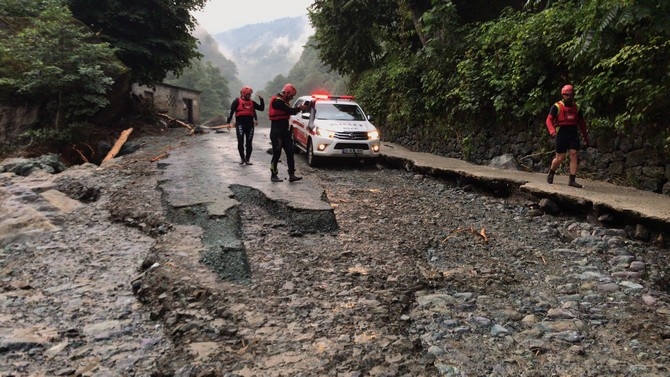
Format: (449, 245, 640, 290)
(545, 84, 590, 188)
(227, 86, 264, 165)
(268, 83, 306, 182)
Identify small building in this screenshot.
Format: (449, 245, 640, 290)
(131, 83, 201, 124)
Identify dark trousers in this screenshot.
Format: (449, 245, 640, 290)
(236, 122, 255, 161)
(270, 126, 296, 174)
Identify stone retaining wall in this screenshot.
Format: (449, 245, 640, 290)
(391, 122, 670, 195)
(0, 104, 39, 148)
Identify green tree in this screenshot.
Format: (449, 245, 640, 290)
(67, 0, 206, 85)
(563, 0, 670, 129)
(0, 0, 52, 17)
(310, 0, 670, 140)
(0, 1, 124, 128)
(308, 0, 399, 76)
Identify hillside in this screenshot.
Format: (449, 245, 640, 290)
(187, 18, 345, 120)
(208, 16, 313, 93)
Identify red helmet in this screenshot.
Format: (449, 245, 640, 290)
(561, 85, 574, 95)
(240, 86, 253, 97)
(282, 83, 297, 97)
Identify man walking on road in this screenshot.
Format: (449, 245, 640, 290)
(268, 83, 306, 182)
(227, 86, 264, 165)
(545, 84, 590, 188)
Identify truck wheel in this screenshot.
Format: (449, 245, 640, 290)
(307, 140, 320, 167)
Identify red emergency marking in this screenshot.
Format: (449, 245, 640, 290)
(310, 94, 355, 101)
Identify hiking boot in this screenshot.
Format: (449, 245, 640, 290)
(568, 174, 582, 188)
(288, 174, 302, 182)
(546, 170, 555, 184)
(271, 174, 282, 182)
(245, 160, 253, 165)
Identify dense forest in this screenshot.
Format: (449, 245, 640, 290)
(307, 0, 670, 156)
(1, 0, 669, 172)
(0, 0, 208, 152)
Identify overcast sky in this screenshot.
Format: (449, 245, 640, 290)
(193, 0, 314, 33)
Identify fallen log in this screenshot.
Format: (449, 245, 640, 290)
(188, 123, 234, 135)
(154, 112, 193, 132)
(102, 128, 133, 163)
(205, 124, 234, 130)
(72, 145, 89, 163)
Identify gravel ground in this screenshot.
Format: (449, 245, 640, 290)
(1, 128, 669, 376)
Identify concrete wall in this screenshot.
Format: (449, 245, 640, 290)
(131, 83, 201, 124)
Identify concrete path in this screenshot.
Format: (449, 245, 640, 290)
(380, 141, 670, 230)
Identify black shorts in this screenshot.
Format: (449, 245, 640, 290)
(555, 127, 580, 154)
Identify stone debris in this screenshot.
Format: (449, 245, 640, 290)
(0, 128, 668, 376)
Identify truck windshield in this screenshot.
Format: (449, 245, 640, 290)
(314, 103, 366, 121)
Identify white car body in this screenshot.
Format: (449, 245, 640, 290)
(290, 95, 381, 166)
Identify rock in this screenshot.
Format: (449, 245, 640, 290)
(539, 198, 561, 215)
(489, 154, 519, 170)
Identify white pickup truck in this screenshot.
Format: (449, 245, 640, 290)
(290, 94, 381, 166)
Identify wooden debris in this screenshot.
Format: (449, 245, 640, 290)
(205, 124, 234, 130)
(479, 228, 488, 242)
(102, 127, 133, 163)
(154, 112, 193, 132)
(150, 153, 169, 162)
(72, 145, 89, 163)
(188, 123, 234, 136)
(236, 339, 251, 355)
(150, 145, 174, 162)
(442, 226, 489, 244)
